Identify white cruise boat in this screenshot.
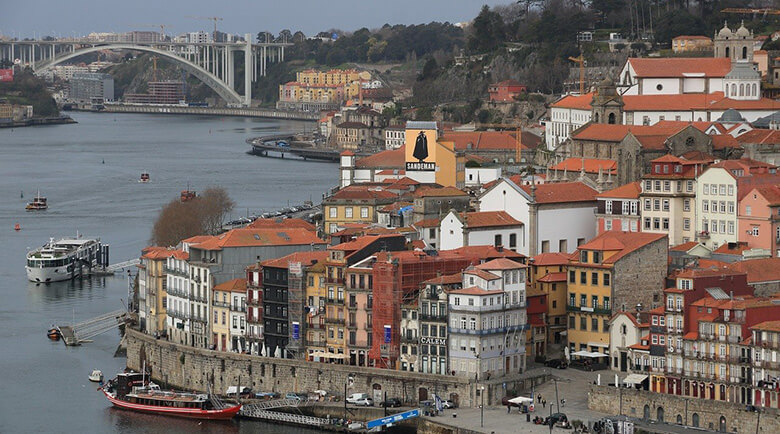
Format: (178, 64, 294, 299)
(25, 237, 105, 283)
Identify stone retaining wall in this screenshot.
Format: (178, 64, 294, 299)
(588, 385, 779, 433)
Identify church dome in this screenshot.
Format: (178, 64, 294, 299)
(718, 22, 732, 38)
(717, 108, 746, 123)
(736, 23, 750, 37)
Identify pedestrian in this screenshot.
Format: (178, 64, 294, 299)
(542, 399, 546, 408)
(507, 404, 511, 413)
(561, 398, 565, 408)
(537, 394, 541, 403)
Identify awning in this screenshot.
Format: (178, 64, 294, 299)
(508, 396, 534, 405)
(623, 374, 649, 385)
(311, 351, 345, 359)
(587, 342, 609, 348)
(571, 350, 607, 358)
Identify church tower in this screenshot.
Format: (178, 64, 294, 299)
(591, 78, 624, 125)
(714, 21, 753, 63)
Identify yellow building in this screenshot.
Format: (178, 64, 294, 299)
(528, 252, 570, 348)
(404, 121, 465, 189)
(566, 231, 667, 356)
(278, 69, 370, 107)
(138, 247, 188, 336)
(212, 280, 235, 352)
(305, 260, 327, 358)
(672, 35, 713, 53)
(322, 184, 398, 235)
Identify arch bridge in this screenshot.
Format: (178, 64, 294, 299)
(0, 34, 291, 106)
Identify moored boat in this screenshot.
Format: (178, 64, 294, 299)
(100, 372, 241, 420)
(89, 369, 104, 383)
(26, 190, 48, 211)
(25, 236, 105, 283)
(47, 327, 61, 341)
(139, 172, 150, 183)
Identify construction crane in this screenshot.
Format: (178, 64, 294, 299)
(187, 16, 224, 41)
(568, 53, 586, 95)
(721, 8, 780, 18)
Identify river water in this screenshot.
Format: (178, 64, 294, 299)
(0, 112, 335, 433)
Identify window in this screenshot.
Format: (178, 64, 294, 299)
(644, 199, 651, 211)
(329, 207, 337, 218)
(746, 205, 752, 216)
(662, 218, 669, 230)
(494, 234, 502, 247)
(592, 318, 599, 331)
(605, 220, 612, 231)
(569, 271, 575, 283)
(345, 207, 353, 218)
(360, 207, 369, 218)
(720, 220, 726, 233)
(653, 218, 660, 230)
(684, 199, 691, 212)
(703, 184, 709, 195)
(644, 218, 651, 230)
(719, 201, 726, 213)
(591, 272, 599, 285)
(606, 200, 613, 214)
(686, 181, 693, 192)
(655, 181, 661, 192)
(630, 201, 638, 215)
(580, 271, 587, 284)
(663, 181, 670, 192)
(509, 233, 517, 249)
(645, 180, 652, 192)
(580, 294, 587, 307)
(719, 185, 726, 196)
(581, 316, 587, 330)
(569, 293, 576, 306)
(728, 202, 734, 214)
(654, 199, 660, 211)
(727, 185, 734, 196)
(703, 201, 709, 212)
(593, 251, 601, 264)
(604, 273, 610, 286)
(728, 221, 735, 235)
(622, 201, 630, 215)
(581, 251, 588, 262)
(663, 200, 670, 211)
(751, 226, 759, 237)
(683, 218, 690, 231)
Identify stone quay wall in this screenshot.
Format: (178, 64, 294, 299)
(588, 385, 780, 433)
(127, 329, 545, 409)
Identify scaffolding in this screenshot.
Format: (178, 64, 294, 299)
(287, 261, 305, 360)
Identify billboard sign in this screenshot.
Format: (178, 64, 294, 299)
(0, 69, 13, 82)
(292, 321, 300, 340)
(383, 325, 392, 344)
(366, 409, 420, 429)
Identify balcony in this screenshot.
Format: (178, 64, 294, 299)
(347, 322, 358, 330)
(566, 304, 612, 315)
(326, 276, 345, 285)
(697, 231, 710, 240)
(168, 309, 189, 320)
(401, 335, 418, 344)
(420, 313, 447, 321)
(325, 317, 345, 325)
(308, 322, 326, 330)
(306, 338, 327, 346)
(245, 330, 263, 340)
(231, 305, 247, 313)
(213, 300, 229, 308)
(163, 266, 187, 277)
(325, 297, 344, 305)
(449, 324, 526, 336)
(347, 302, 358, 310)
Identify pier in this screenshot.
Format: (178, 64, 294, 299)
(56, 309, 128, 346)
(247, 136, 374, 162)
(72, 104, 320, 121)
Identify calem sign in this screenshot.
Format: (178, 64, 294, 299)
(0, 69, 13, 82)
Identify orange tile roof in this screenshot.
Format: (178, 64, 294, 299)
(248, 217, 315, 231)
(708, 97, 780, 110)
(328, 234, 402, 252)
(622, 93, 723, 111)
(727, 258, 780, 283)
(572, 123, 684, 142)
(449, 286, 504, 296)
(414, 185, 468, 198)
(736, 130, 780, 145)
(447, 245, 525, 260)
(550, 92, 594, 110)
(355, 146, 405, 169)
(182, 235, 213, 244)
(477, 257, 527, 270)
(463, 268, 501, 280)
(750, 185, 780, 206)
(596, 181, 641, 200)
(713, 241, 751, 255)
(751, 321, 780, 332)
(711, 134, 740, 150)
(260, 250, 329, 269)
(422, 272, 463, 285)
(141, 247, 189, 260)
(213, 277, 247, 293)
(576, 231, 666, 264)
(379, 201, 413, 212)
(669, 241, 699, 252)
(462, 211, 523, 228)
(673, 264, 744, 279)
(627, 57, 731, 78)
(551, 158, 617, 175)
(519, 182, 598, 204)
(532, 252, 571, 265)
(327, 185, 399, 201)
(440, 131, 528, 151)
(413, 218, 441, 228)
(538, 272, 567, 283)
(191, 228, 326, 251)
(654, 120, 727, 134)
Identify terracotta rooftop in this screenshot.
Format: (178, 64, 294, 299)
(749, 185, 780, 206)
(260, 250, 329, 269)
(422, 272, 463, 286)
(550, 158, 617, 175)
(727, 258, 780, 283)
(751, 320, 780, 332)
(713, 242, 751, 255)
(627, 57, 731, 78)
(550, 92, 594, 110)
(355, 146, 405, 169)
(519, 182, 598, 204)
(736, 129, 780, 145)
(413, 218, 441, 228)
(572, 123, 684, 142)
(538, 272, 567, 283)
(182, 235, 213, 245)
(477, 257, 527, 270)
(248, 217, 315, 231)
(596, 181, 641, 200)
(326, 185, 399, 201)
(463, 267, 501, 281)
(671, 265, 744, 279)
(213, 277, 247, 293)
(449, 286, 504, 296)
(191, 228, 326, 251)
(141, 247, 189, 260)
(669, 241, 700, 252)
(462, 211, 523, 228)
(440, 131, 529, 151)
(576, 231, 667, 264)
(532, 252, 571, 266)
(329, 234, 404, 253)
(447, 245, 525, 260)
(415, 185, 468, 198)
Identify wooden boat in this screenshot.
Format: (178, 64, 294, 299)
(89, 370, 104, 383)
(180, 190, 196, 202)
(47, 327, 61, 341)
(139, 172, 150, 183)
(14, 223, 21, 231)
(100, 372, 241, 420)
(26, 190, 47, 211)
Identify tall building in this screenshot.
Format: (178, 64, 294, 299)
(125, 81, 186, 105)
(69, 72, 114, 102)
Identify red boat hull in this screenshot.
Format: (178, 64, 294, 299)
(101, 389, 241, 420)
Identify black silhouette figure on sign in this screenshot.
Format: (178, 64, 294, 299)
(413, 131, 429, 161)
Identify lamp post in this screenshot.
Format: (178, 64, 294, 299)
(480, 385, 485, 428)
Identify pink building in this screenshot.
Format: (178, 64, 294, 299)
(738, 185, 780, 256)
(488, 80, 527, 102)
(595, 181, 641, 234)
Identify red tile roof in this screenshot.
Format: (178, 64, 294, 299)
(622, 93, 722, 111)
(414, 186, 468, 198)
(550, 92, 594, 110)
(413, 218, 441, 228)
(736, 129, 780, 145)
(449, 286, 504, 296)
(326, 185, 399, 201)
(532, 252, 571, 266)
(750, 185, 780, 206)
(669, 241, 699, 252)
(328, 234, 402, 253)
(446, 245, 525, 260)
(248, 217, 315, 231)
(182, 235, 213, 244)
(260, 250, 329, 269)
(751, 321, 780, 332)
(192, 228, 326, 251)
(463, 268, 501, 280)
(596, 181, 641, 200)
(572, 123, 684, 142)
(727, 258, 780, 283)
(422, 272, 463, 285)
(519, 182, 598, 204)
(440, 131, 528, 151)
(477, 257, 527, 270)
(575, 231, 667, 264)
(550, 158, 617, 175)
(538, 272, 567, 283)
(713, 241, 751, 255)
(141, 247, 189, 260)
(213, 277, 247, 293)
(462, 211, 523, 228)
(355, 146, 405, 169)
(627, 57, 731, 78)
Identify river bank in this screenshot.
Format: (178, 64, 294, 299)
(68, 103, 320, 121)
(0, 115, 76, 128)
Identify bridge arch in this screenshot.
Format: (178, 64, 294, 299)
(35, 44, 243, 105)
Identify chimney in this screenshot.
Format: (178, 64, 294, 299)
(496, 245, 504, 252)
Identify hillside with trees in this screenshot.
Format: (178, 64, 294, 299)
(0, 70, 59, 117)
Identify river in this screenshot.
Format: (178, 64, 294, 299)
(0, 112, 335, 433)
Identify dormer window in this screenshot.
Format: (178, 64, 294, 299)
(593, 251, 601, 264)
(580, 251, 588, 263)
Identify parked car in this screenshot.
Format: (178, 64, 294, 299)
(254, 391, 280, 400)
(380, 398, 402, 408)
(286, 392, 308, 401)
(346, 393, 369, 404)
(225, 386, 252, 398)
(443, 399, 457, 409)
(353, 397, 373, 407)
(544, 358, 568, 369)
(546, 412, 568, 426)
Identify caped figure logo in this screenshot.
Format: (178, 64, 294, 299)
(413, 131, 429, 161)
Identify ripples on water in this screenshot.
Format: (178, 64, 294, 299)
(0, 112, 333, 433)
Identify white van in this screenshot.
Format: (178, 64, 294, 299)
(346, 393, 369, 404)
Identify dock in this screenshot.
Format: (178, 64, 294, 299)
(71, 104, 320, 121)
(56, 309, 128, 346)
(239, 409, 330, 427)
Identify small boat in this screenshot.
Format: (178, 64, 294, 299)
(139, 172, 150, 183)
(180, 190, 196, 202)
(14, 223, 21, 231)
(89, 370, 104, 383)
(26, 190, 48, 211)
(47, 327, 61, 341)
(100, 372, 241, 420)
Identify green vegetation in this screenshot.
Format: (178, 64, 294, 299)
(0, 70, 59, 117)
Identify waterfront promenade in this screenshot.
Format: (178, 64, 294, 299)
(74, 103, 320, 121)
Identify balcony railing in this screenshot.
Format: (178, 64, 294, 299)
(168, 309, 190, 320)
(231, 305, 247, 313)
(420, 313, 447, 321)
(306, 338, 327, 346)
(308, 322, 326, 330)
(163, 266, 187, 277)
(401, 335, 418, 344)
(326, 277, 345, 284)
(166, 287, 187, 298)
(213, 301, 229, 308)
(566, 304, 612, 315)
(325, 318, 345, 325)
(325, 297, 344, 305)
(448, 324, 526, 336)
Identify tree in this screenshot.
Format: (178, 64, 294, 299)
(418, 57, 439, 81)
(467, 5, 506, 53)
(150, 187, 234, 246)
(654, 9, 705, 45)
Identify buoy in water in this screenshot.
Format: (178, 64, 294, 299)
(14, 223, 21, 231)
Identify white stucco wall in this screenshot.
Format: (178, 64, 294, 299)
(479, 181, 531, 255)
(537, 206, 596, 254)
(440, 212, 465, 250)
(466, 226, 525, 252)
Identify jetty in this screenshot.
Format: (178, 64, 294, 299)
(72, 104, 320, 121)
(56, 309, 128, 346)
(247, 135, 375, 162)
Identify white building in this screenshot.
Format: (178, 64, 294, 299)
(165, 253, 193, 346)
(545, 93, 593, 150)
(608, 311, 649, 373)
(385, 126, 405, 150)
(479, 178, 598, 256)
(448, 259, 527, 379)
(695, 165, 738, 250)
(439, 210, 525, 252)
(465, 167, 502, 188)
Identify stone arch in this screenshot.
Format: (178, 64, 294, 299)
(643, 404, 650, 420)
(731, 83, 737, 97)
(692, 413, 700, 427)
(676, 414, 683, 425)
(726, 47, 730, 58)
(608, 113, 616, 124)
(739, 83, 744, 97)
(742, 46, 747, 59)
(719, 415, 726, 432)
(34, 44, 243, 104)
(656, 406, 664, 422)
(595, 113, 600, 123)
(418, 387, 428, 402)
(752, 83, 757, 97)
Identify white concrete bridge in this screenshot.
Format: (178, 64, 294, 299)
(0, 35, 292, 106)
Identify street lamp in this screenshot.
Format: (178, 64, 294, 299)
(480, 385, 485, 428)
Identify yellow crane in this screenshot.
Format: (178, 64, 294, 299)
(187, 16, 224, 41)
(568, 53, 586, 95)
(721, 8, 780, 17)
(473, 123, 525, 164)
